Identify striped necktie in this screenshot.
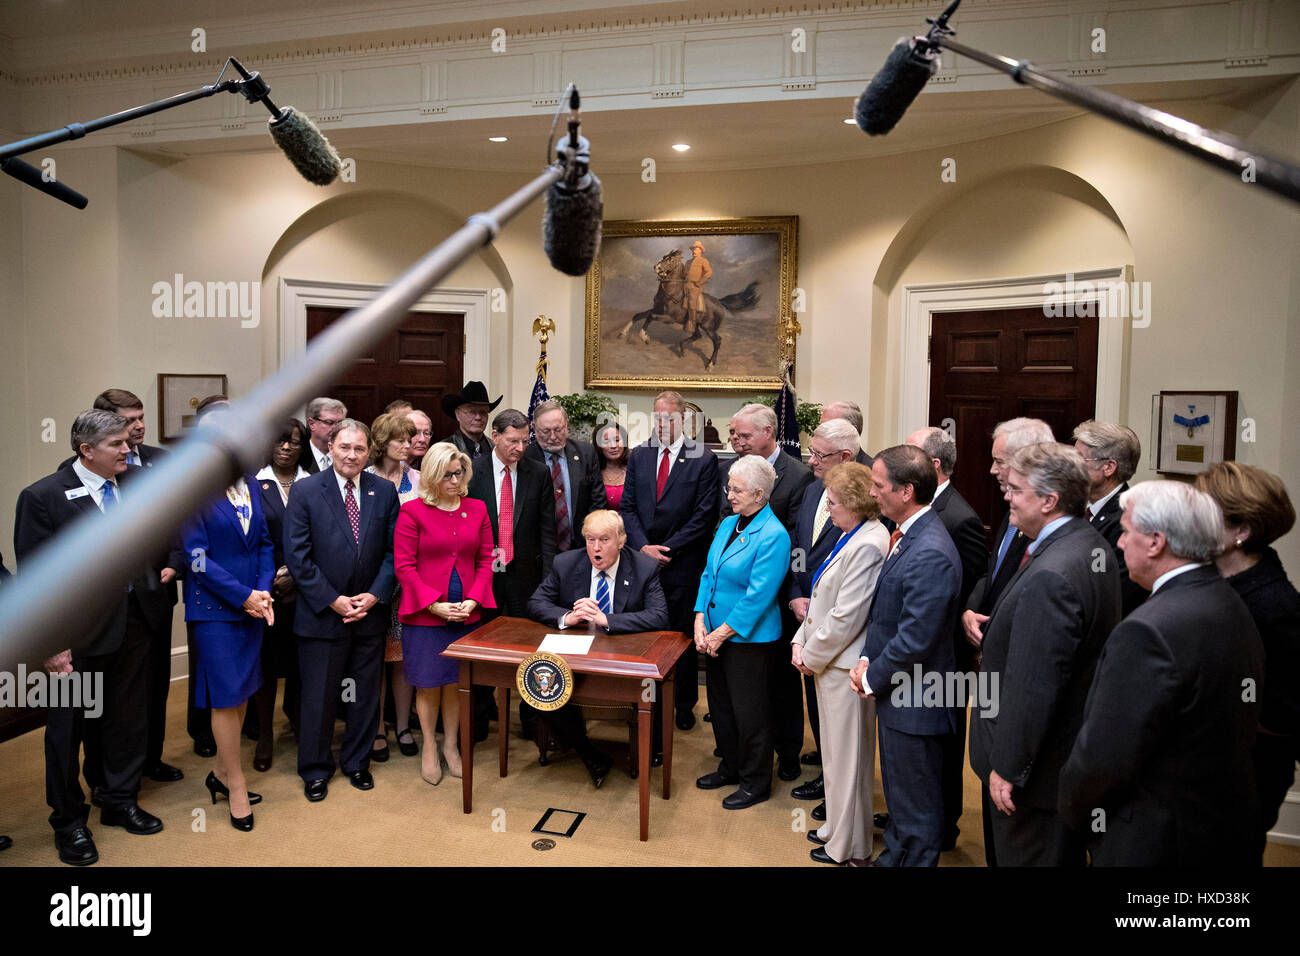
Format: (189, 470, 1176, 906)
(596, 571, 611, 615)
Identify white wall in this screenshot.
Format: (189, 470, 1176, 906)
(3, 76, 1297, 588)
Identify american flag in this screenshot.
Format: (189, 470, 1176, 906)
(525, 350, 549, 443)
(774, 359, 799, 457)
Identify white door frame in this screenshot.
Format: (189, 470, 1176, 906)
(898, 266, 1131, 437)
(277, 277, 492, 390)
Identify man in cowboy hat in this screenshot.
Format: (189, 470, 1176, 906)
(440, 380, 502, 460)
(684, 240, 711, 336)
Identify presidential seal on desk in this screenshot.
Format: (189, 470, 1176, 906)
(517, 652, 573, 711)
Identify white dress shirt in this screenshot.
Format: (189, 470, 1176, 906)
(1088, 483, 1123, 519)
(333, 468, 362, 524)
(558, 556, 622, 629)
(311, 443, 332, 472)
(491, 452, 518, 517)
(1151, 562, 1206, 594)
(71, 459, 120, 511)
(653, 435, 687, 481)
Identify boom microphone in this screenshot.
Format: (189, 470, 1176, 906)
(0, 156, 89, 209)
(268, 107, 343, 186)
(542, 86, 603, 276)
(855, 36, 940, 135)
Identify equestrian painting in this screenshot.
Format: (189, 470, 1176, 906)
(584, 217, 797, 390)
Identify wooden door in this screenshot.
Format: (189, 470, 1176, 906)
(928, 307, 1098, 539)
(306, 307, 464, 437)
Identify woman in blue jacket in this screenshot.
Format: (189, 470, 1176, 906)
(183, 474, 275, 831)
(694, 455, 791, 810)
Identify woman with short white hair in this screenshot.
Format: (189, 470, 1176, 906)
(694, 455, 790, 810)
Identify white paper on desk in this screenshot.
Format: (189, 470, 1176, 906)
(537, 634, 595, 655)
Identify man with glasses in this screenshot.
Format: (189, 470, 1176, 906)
(525, 399, 607, 553)
(1073, 420, 1146, 617)
(300, 397, 348, 474)
(440, 381, 500, 461)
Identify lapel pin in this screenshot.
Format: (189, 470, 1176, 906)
(461, 512, 467, 518)
(623, 579, 629, 586)
(367, 490, 374, 496)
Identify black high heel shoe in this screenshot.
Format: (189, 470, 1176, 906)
(229, 809, 254, 832)
(204, 771, 262, 806)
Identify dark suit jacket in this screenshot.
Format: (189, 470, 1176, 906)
(620, 439, 720, 597)
(14, 466, 129, 657)
(862, 508, 962, 736)
(1227, 547, 1300, 737)
(966, 510, 1030, 617)
(528, 547, 668, 634)
(1058, 565, 1264, 866)
(443, 430, 493, 461)
(931, 483, 989, 673)
(783, 478, 838, 607)
(283, 468, 399, 639)
(524, 438, 607, 550)
(53, 448, 183, 631)
(1089, 483, 1146, 617)
(466, 453, 556, 615)
(719, 449, 813, 533)
(968, 517, 1120, 811)
(855, 448, 874, 467)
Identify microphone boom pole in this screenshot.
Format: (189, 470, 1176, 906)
(0, 162, 565, 672)
(936, 34, 1300, 204)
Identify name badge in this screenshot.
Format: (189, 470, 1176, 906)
(65, 487, 90, 501)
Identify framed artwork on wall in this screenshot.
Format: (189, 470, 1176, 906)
(1154, 390, 1238, 476)
(158, 373, 228, 443)
(584, 216, 798, 390)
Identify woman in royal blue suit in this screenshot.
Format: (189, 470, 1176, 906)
(694, 455, 792, 810)
(183, 471, 275, 831)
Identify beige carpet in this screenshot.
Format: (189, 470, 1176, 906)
(1, 680, 1295, 867)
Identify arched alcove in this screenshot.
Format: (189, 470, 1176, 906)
(868, 165, 1137, 441)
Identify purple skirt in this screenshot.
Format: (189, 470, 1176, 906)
(402, 622, 474, 688)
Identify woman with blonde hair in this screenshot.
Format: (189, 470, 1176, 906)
(394, 442, 496, 784)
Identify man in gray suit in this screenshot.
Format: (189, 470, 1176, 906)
(968, 442, 1120, 865)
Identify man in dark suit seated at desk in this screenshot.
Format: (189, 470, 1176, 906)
(528, 509, 669, 787)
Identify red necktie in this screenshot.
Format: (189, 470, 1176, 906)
(499, 467, 514, 564)
(550, 454, 571, 551)
(656, 448, 671, 501)
(344, 480, 360, 544)
(887, 528, 903, 555)
(1019, 547, 1032, 568)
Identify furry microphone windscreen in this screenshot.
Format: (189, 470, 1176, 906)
(855, 38, 939, 136)
(268, 107, 342, 185)
(543, 173, 603, 277)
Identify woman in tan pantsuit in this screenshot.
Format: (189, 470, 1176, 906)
(791, 462, 890, 865)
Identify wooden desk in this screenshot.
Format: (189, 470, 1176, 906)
(442, 616, 689, 841)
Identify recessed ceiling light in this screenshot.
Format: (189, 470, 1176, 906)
(488, 136, 508, 142)
(843, 118, 856, 125)
(671, 143, 691, 152)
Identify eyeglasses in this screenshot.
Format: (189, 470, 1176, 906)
(277, 439, 303, 448)
(443, 470, 464, 480)
(535, 426, 566, 437)
(808, 448, 840, 462)
(1080, 456, 1115, 464)
(312, 417, 343, 428)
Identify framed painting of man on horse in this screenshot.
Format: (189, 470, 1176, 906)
(584, 216, 797, 390)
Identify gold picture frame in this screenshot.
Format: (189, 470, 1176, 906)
(584, 216, 798, 390)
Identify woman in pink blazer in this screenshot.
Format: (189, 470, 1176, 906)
(394, 442, 496, 785)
